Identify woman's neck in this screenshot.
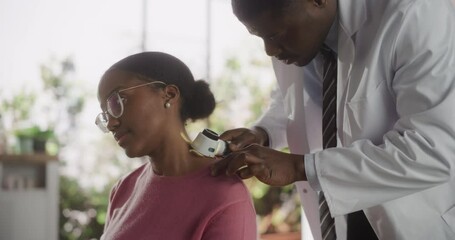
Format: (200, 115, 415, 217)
(148, 131, 213, 176)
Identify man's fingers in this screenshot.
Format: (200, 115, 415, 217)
(227, 148, 268, 175)
(220, 128, 256, 151)
(219, 129, 245, 142)
(226, 153, 249, 176)
(231, 133, 256, 149)
(237, 167, 254, 179)
(211, 152, 250, 176)
(249, 163, 272, 184)
(212, 144, 297, 186)
(211, 157, 231, 176)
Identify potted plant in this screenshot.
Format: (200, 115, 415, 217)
(15, 126, 56, 154)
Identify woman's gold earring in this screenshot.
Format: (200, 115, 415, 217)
(165, 102, 171, 108)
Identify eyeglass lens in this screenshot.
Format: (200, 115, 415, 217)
(95, 113, 109, 133)
(95, 92, 123, 133)
(107, 92, 123, 118)
(96, 81, 166, 133)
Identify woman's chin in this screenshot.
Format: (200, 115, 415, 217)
(123, 148, 142, 158)
(121, 143, 150, 158)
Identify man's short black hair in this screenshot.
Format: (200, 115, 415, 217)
(232, 0, 294, 21)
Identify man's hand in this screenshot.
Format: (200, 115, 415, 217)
(219, 127, 269, 151)
(211, 144, 307, 186)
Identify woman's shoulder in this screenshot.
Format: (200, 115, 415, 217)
(198, 166, 257, 238)
(109, 162, 150, 196)
(198, 165, 252, 203)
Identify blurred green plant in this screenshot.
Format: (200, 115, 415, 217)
(14, 126, 55, 140)
(1, 56, 93, 238)
(0, 56, 85, 154)
(59, 175, 111, 240)
(0, 90, 36, 124)
(14, 126, 57, 154)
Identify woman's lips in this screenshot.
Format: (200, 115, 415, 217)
(114, 131, 128, 146)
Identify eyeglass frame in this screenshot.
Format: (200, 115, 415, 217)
(95, 81, 167, 133)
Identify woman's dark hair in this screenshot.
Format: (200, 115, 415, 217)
(106, 51, 216, 122)
(231, 0, 294, 21)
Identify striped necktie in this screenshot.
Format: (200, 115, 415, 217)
(319, 44, 337, 240)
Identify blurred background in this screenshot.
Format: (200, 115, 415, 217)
(0, 0, 302, 239)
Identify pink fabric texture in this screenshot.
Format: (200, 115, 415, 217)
(101, 163, 257, 240)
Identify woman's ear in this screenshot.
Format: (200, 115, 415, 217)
(163, 84, 180, 105)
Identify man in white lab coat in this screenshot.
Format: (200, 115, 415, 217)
(212, 0, 455, 239)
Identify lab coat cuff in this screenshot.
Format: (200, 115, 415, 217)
(305, 153, 322, 191)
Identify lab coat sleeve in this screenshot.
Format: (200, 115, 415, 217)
(315, 1, 455, 215)
(254, 69, 289, 150)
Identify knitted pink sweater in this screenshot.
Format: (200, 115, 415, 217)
(101, 162, 257, 240)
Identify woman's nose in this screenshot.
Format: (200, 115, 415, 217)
(106, 114, 120, 131)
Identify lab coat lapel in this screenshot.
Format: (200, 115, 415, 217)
(337, 0, 367, 144)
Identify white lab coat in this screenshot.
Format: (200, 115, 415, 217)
(255, 0, 455, 239)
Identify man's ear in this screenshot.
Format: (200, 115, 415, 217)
(163, 84, 180, 104)
(313, 0, 328, 8)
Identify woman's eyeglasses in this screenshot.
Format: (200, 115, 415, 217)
(95, 81, 166, 133)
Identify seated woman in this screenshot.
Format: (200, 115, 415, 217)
(96, 52, 257, 240)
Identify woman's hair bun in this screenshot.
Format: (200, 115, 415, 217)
(183, 80, 216, 121)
